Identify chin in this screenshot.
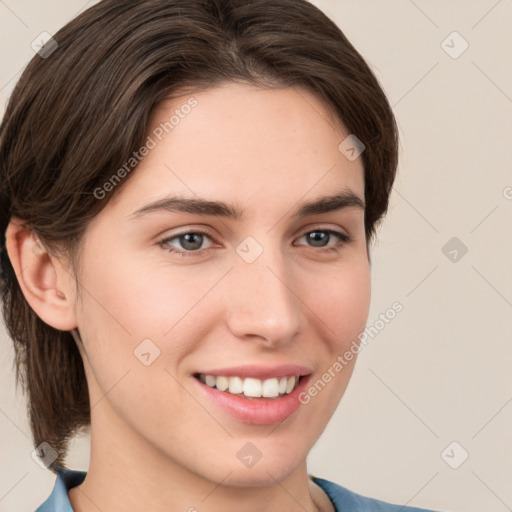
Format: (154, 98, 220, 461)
(219, 444, 308, 487)
(219, 463, 302, 488)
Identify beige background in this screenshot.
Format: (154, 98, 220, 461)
(1, 1, 511, 511)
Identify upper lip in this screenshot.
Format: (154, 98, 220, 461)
(194, 364, 312, 380)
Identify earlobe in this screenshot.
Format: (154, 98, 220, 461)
(5, 218, 78, 331)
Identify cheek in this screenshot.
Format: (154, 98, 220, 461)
(76, 245, 212, 341)
(73, 254, 198, 439)
(302, 255, 371, 351)
(290, 258, 370, 436)
(73, 246, 227, 400)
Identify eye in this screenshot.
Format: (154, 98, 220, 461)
(294, 229, 351, 253)
(159, 229, 215, 257)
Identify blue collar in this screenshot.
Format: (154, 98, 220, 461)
(35, 468, 86, 512)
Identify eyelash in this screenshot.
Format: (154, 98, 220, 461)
(159, 228, 352, 258)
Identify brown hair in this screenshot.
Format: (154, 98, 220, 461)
(0, 0, 398, 472)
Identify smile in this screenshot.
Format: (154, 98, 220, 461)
(195, 373, 301, 399)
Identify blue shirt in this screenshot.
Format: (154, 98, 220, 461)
(35, 468, 440, 511)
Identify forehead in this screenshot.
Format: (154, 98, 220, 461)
(108, 83, 364, 217)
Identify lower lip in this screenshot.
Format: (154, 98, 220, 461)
(193, 375, 311, 425)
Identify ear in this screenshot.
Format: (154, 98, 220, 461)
(4, 218, 78, 331)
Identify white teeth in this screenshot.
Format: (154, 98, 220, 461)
(243, 378, 262, 397)
(285, 376, 296, 394)
(229, 376, 244, 394)
(199, 374, 301, 398)
(262, 378, 279, 398)
(216, 376, 229, 392)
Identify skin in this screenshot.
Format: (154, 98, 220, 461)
(6, 82, 370, 512)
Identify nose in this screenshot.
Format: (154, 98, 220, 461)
(224, 245, 302, 348)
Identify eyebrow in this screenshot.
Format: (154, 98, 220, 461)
(130, 189, 365, 220)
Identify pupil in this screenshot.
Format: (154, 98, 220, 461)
(309, 231, 328, 247)
(182, 233, 202, 250)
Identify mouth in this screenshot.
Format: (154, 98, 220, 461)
(193, 373, 303, 400)
(192, 366, 312, 425)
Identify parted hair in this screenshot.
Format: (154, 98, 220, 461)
(0, 0, 398, 472)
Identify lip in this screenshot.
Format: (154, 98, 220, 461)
(194, 364, 312, 380)
(192, 370, 312, 425)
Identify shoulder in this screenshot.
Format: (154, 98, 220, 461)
(35, 467, 86, 512)
(312, 476, 442, 512)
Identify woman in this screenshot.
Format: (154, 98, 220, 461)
(0, 1, 443, 510)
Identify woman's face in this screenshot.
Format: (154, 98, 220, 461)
(70, 82, 370, 485)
